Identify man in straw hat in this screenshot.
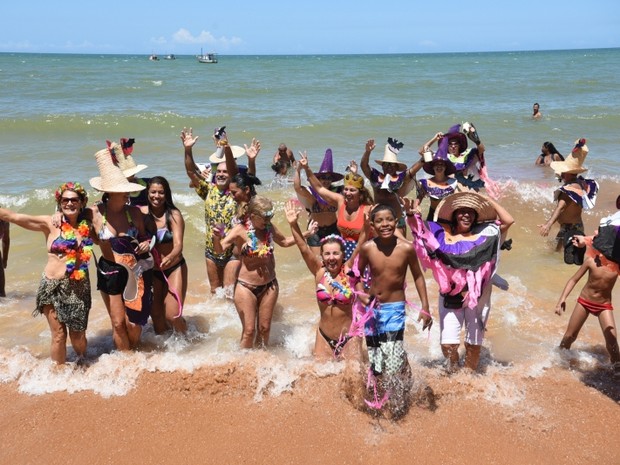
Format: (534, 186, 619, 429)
(180, 126, 260, 294)
(360, 138, 417, 234)
(539, 138, 599, 265)
(89, 146, 153, 351)
(405, 192, 514, 372)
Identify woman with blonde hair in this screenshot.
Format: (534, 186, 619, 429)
(0, 182, 94, 363)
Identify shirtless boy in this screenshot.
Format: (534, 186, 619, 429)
(356, 204, 430, 378)
(555, 254, 620, 376)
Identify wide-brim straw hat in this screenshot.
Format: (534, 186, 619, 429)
(108, 140, 148, 178)
(434, 192, 497, 223)
(375, 144, 407, 172)
(209, 145, 246, 164)
(89, 148, 146, 193)
(550, 138, 589, 175)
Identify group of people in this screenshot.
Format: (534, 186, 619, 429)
(1, 122, 618, 401)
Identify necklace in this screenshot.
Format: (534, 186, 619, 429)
(245, 220, 274, 257)
(322, 268, 352, 300)
(59, 217, 94, 280)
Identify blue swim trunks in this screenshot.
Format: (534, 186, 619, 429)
(365, 301, 407, 376)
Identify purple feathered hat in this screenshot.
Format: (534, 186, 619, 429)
(314, 149, 343, 182)
(436, 124, 468, 159)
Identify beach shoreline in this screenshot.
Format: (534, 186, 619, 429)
(1, 361, 619, 465)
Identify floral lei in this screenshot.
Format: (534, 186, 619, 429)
(58, 218, 94, 280)
(245, 220, 274, 257)
(322, 268, 353, 300)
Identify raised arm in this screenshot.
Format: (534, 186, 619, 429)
(487, 197, 515, 237)
(293, 161, 315, 210)
(180, 127, 202, 188)
(244, 138, 260, 176)
(0, 208, 51, 234)
(284, 200, 321, 274)
(419, 132, 443, 155)
(298, 151, 341, 207)
(360, 139, 375, 180)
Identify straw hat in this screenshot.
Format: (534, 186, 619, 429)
(89, 148, 146, 193)
(107, 139, 147, 178)
(375, 137, 407, 172)
(209, 145, 246, 163)
(315, 149, 344, 182)
(550, 138, 589, 175)
(434, 192, 497, 223)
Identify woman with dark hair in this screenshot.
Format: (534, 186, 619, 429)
(299, 152, 373, 262)
(0, 182, 94, 363)
(229, 171, 262, 223)
(141, 176, 187, 335)
(406, 192, 514, 372)
(535, 142, 564, 166)
(284, 200, 362, 360)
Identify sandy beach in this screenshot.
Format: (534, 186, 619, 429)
(1, 359, 619, 465)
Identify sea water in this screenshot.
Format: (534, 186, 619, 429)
(0, 49, 619, 400)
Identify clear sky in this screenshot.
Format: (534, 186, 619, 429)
(2, 1, 619, 55)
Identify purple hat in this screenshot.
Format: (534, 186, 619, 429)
(422, 154, 456, 176)
(315, 149, 343, 182)
(436, 124, 468, 159)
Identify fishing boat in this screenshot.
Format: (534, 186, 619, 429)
(149, 54, 159, 61)
(197, 49, 218, 63)
(164, 54, 176, 60)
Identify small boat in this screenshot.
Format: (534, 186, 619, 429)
(197, 49, 218, 63)
(164, 54, 176, 60)
(149, 54, 159, 61)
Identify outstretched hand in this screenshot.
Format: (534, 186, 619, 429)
(298, 151, 309, 169)
(284, 200, 301, 224)
(245, 138, 261, 159)
(348, 159, 358, 174)
(365, 139, 376, 153)
(180, 127, 199, 148)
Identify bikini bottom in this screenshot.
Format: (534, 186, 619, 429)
(235, 278, 278, 298)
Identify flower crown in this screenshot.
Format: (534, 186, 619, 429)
(344, 173, 364, 189)
(55, 182, 87, 204)
(320, 234, 346, 246)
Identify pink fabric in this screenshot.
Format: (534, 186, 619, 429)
(407, 213, 498, 309)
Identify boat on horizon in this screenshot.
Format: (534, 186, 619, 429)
(149, 54, 159, 61)
(164, 54, 176, 60)
(197, 49, 218, 64)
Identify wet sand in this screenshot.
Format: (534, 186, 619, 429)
(1, 361, 619, 465)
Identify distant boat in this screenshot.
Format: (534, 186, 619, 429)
(164, 54, 176, 60)
(149, 54, 159, 61)
(197, 49, 218, 63)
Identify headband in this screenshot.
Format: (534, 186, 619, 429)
(344, 173, 364, 189)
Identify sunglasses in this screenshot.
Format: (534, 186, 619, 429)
(60, 197, 80, 205)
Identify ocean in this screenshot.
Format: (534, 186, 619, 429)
(0, 49, 619, 400)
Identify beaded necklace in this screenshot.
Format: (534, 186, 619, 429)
(58, 218, 94, 280)
(245, 220, 274, 257)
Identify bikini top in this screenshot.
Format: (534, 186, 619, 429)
(316, 270, 354, 306)
(154, 211, 173, 244)
(98, 205, 139, 241)
(310, 200, 337, 214)
(337, 203, 365, 242)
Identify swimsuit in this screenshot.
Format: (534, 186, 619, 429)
(337, 203, 365, 260)
(316, 270, 354, 306)
(577, 296, 614, 315)
(364, 300, 407, 376)
(235, 278, 278, 297)
(318, 327, 352, 357)
(153, 257, 186, 281)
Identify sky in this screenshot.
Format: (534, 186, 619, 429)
(1, 1, 619, 55)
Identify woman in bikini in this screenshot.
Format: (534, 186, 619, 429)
(0, 182, 94, 364)
(284, 200, 363, 360)
(298, 152, 373, 262)
(534, 141, 564, 166)
(141, 176, 187, 335)
(214, 196, 291, 348)
(90, 147, 152, 351)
